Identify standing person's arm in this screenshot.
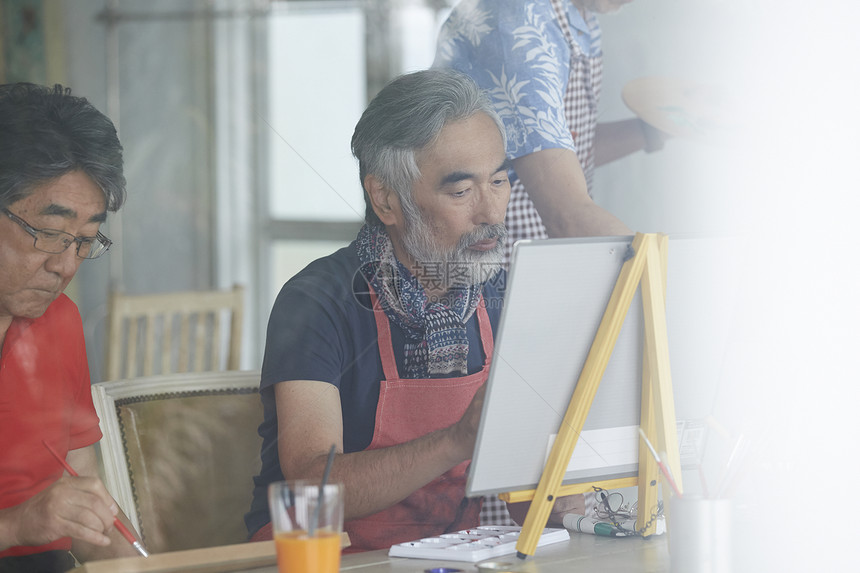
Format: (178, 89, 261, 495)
(513, 148, 631, 238)
(594, 119, 668, 167)
(275, 380, 485, 520)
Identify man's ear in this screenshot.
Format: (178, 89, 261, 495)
(365, 174, 399, 226)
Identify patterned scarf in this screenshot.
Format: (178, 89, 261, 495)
(357, 224, 483, 378)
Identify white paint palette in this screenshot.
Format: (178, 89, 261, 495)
(387, 525, 570, 562)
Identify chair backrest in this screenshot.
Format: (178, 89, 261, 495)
(104, 285, 244, 381)
(92, 371, 264, 554)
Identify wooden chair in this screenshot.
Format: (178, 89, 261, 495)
(104, 285, 244, 381)
(91, 370, 264, 554)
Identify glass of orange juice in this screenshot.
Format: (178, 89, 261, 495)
(268, 480, 344, 573)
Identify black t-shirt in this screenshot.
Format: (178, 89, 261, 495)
(244, 241, 505, 537)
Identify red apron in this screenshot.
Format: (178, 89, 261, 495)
(344, 290, 494, 551)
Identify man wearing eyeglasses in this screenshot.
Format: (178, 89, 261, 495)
(0, 83, 141, 572)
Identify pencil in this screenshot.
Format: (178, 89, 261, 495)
(715, 433, 747, 498)
(42, 440, 149, 558)
(637, 428, 683, 498)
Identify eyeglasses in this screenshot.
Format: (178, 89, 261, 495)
(3, 208, 112, 259)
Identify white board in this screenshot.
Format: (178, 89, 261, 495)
(466, 235, 742, 496)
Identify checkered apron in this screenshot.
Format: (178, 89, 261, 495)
(503, 0, 604, 262)
(483, 2, 603, 526)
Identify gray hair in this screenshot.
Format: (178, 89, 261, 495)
(0, 83, 125, 211)
(351, 69, 505, 227)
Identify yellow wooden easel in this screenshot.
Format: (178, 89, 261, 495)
(501, 232, 684, 558)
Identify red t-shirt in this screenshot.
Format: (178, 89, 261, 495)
(0, 294, 102, 558)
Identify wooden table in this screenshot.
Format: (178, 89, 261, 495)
(79, 533, 670, 573)
(339, 534, 669, 573)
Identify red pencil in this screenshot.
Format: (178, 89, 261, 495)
(637, 428, 683, 498)
(42, 440, 149, 557)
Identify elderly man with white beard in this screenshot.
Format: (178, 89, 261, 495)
(246, 69, 578, 551)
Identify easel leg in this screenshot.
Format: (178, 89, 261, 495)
(641, 235, 684, 531)
(639, 234, 677, 533)
(638, 355, 661, 535)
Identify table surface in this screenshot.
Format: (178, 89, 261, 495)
(78, 533, 670, 573)
(336, 534, 669, 573)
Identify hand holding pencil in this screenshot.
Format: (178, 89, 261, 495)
(41, 440, 149, 557)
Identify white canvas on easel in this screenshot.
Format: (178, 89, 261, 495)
(466, 234, 741, 498)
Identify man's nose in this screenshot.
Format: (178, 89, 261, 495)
(44, 244, 82, 278)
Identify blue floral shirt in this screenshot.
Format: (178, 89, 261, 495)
(434, 0, 601, 159)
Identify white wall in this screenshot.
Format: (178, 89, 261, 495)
(597, 2, 860, 570)
(594, 0, 746, 236)
(589, 2, 860, 569)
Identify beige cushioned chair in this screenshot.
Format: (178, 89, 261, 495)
(91, 371, 264, 554)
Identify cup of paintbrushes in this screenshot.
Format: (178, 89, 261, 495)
(268, 479, 344, 573)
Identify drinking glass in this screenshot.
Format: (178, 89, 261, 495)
(268, 480, 344, 573)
